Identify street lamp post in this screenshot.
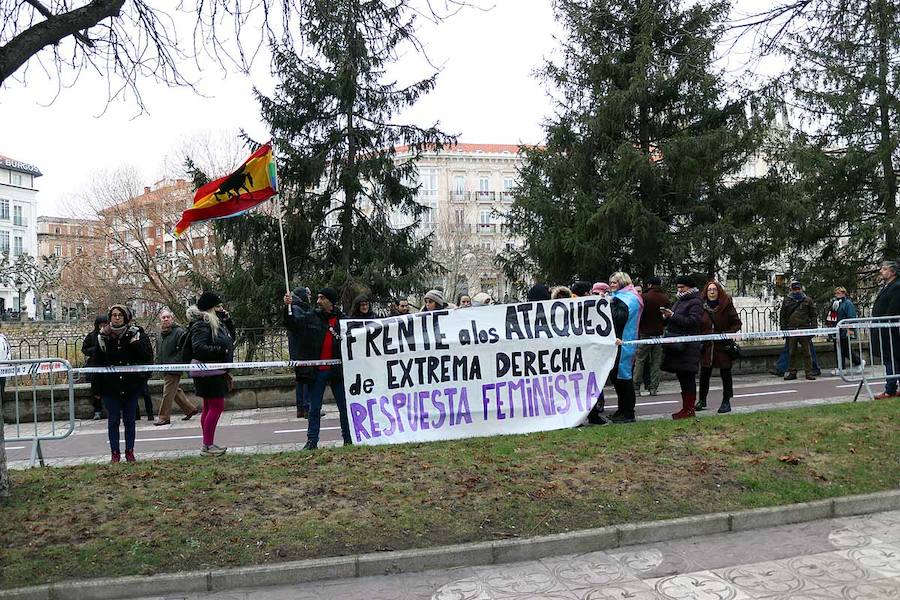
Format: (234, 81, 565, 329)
(13, 278, 24, 321)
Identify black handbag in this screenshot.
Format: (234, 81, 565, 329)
(723, 339, 741, 360)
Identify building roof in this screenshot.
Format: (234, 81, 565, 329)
(0, 153, 42, 177)
(395, 143, 525, 156)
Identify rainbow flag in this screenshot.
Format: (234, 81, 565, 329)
(175, 143, 278, 235)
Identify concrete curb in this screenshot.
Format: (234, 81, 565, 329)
(1, 489, 898, 600)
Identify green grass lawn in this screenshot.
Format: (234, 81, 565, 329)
(1, 400, 898, 589)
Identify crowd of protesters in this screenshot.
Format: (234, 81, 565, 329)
(11, 260, 893, 464)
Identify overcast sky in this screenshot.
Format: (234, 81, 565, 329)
(1, 0, 774, 217)
(2, 0, 563, 216)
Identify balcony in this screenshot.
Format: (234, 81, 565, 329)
(477, 223, 496, 234)
(475, 191, 495, 202)
(500, 191, 515, 202)
(450, 191, 470, 202)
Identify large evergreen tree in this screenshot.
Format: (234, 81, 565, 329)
(255, 0, 456, 305)
(770, 0, 900, 295)
(504, 0, 786, 286)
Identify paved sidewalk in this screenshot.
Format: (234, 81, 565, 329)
(138, 510, 900, 599)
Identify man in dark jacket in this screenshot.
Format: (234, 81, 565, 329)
(633, 277, 670, 396)
(153, 309, 197, 425)
(872, 260, 900, 398)
(779, 281, 818, 380)
(282, 286, 352, 449)
(284, 287, 314, 418)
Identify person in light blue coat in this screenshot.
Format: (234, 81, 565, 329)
(608, 271, 643, 423)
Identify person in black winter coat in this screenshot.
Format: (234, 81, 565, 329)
(872, 260, 900, 398)
(661, 275, 704, 419)
(81, 314, 108, 420)
(186, 292, 235, 457)
(283, 286, 352, 450)
(93, 304, 153, 463)
(285, 287, 314, 418)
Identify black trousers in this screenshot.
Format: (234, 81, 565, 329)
(613, 378, 636, 418)
(700, 367, 733, 402)
(676, 370, 697, 396)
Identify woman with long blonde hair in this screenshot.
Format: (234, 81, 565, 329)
(185, 291, 235, 456)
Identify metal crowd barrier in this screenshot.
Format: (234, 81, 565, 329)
(835, 316, 900, 401)
(1, 358, 76, 467)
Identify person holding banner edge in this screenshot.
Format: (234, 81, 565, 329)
(607, 272, 642, 424)
(283, 287, 353, 449)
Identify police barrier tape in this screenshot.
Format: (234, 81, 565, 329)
(0, 359, 341, 378)
(0, 325, 855, 378)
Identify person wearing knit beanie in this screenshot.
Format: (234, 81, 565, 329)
(197, 291, 222, 312)
(527, 283, 551, 301)
(591, 282, 610, 296)
(423, 289, 447, 311)
(471, 292, 493, 307)
(318, 287, 339, 308)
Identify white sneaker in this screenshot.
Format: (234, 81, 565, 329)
(201, 444, 226, 456)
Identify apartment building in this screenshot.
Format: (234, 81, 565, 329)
(0, 154, 41, 318)
(394, 143, 526, 302)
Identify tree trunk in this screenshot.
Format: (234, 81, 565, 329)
(338, 2, 359, 276)
(876, 0, 898, 259)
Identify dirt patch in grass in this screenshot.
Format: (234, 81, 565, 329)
(1, 400, 898, 589)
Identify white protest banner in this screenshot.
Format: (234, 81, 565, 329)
(340, 297, 619, 445)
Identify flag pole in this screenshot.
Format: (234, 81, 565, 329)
(276, 197, 292, 313)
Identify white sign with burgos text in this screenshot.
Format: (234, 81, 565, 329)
(340, 297, 619, 445)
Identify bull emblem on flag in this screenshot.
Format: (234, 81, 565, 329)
(213, 167, 254, 201)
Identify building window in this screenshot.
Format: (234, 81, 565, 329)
(10, 173, 22, 187)
(13, 236, 23, 256)
(54, 227, 61, 235)
(418, 168, 438, 197)
(165, 240, 173, 253)
(421, 201, 437, 228)
(13, 206, 24, 226)
(54, 245, 62, 257)
(479, 175, 490, 192)
(452, 175, 466, 194)
(76, 246, 83, 255)
(454, 209, 465, 224)
(479, 209, 491, 225)
(0, 199, 10, 220)
(503, 177, 515, 190)
(0, 231, 9, 253)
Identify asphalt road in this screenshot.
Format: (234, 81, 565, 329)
(2, 372, 875, 463)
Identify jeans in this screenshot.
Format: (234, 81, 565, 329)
(775, 340, 820, 373)
(885, 360, 899, 395)
(103, 391, 139, 453)
(295, 381, 310, 412)
(307, 369, 351, 444)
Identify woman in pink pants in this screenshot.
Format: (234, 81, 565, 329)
(184, 291, 235, 457)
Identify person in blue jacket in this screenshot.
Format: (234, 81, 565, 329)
(608, 272, 642, 423)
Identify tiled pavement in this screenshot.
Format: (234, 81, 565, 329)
(137, 510, 900, 600)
